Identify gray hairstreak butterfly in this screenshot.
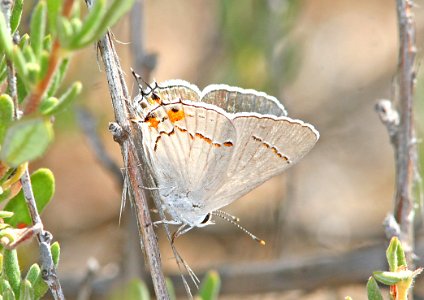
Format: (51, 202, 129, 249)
(131, 72, 319, 244)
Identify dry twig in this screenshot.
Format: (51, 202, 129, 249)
(376, 0, 418, 267)
(84, 0, 169, 297)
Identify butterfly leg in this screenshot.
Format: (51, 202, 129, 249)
(171, 224, 194, 243)
(153, 219, 182, 227)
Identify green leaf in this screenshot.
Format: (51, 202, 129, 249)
(0, 12, 13, 57)
(0, 278, 15, 300)
(386, 237, 406, 272)
(50, 241, 60, 267)
(11, 47, 28, 82)
(395, 239, 407, 269)
(0, 94, 14, 144)
(46, 0, 63, 36)
(43, 81, 81, 115)
(17, 34, 29, 49)
(30, 1, 47, 59)
(0, 118, 53, 167)
(109, 278, 150, 300)
(39, 50, 50, 80)
(3, 250, 21, 297)
(25, 264, 48, 299)
(68, 0, 106, 48)
(0, 211, 14, 218)
(373, 271, 412, 285)
(10, 0, 24, 33)
(0, 56, 7, 83)
(198, 271, 221, 300)
(56, 17, 74, 48)
(24, 264, 40, 285)
(75, 0, 135, 48)
(39, 97, 58, 114)
(18, 279, 33, 300)
(46, 58, 69, 97)
(43, 35, 52, 52)
(16, 74, 28, 104)
(366, 277, 383, 300)
(4, 168, 55, 227)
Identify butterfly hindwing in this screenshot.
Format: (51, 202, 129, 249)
(201, 85, 287, 117)
(203, 114, 319, 211)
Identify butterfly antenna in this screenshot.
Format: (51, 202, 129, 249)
(215, 209, 240, 222)
(130, 68, 154, 92)
(212, 211, 265, 245)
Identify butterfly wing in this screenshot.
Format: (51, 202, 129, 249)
(155, 80, 201, 102)
(202, 114, 319, 212)
(201, 85, 287, 116)
(141, 101, 237, 204)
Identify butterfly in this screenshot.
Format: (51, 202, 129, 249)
(132, 73, 319, 243)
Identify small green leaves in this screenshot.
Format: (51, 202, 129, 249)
(50, 242, 60, 267)
(368, 237, 423, 300)
(0, 94, 14, 144)
(373, 270, 412, 285)
(0, 278, 15, 300)
(4, 168, 55, 227)
(42, 81, 81, 115)
(62, 0, 135, 49)
(366, 278, 383, 300)
(3, 250, 21, 297)
(386, 236, 407, 272)
(0, 118, 53, 167)
(18, 279, 34, 300)
(198, 271, 221, 300)
(46, 0, 63, 36)
(10, 0, 24, 34)
(0, 12, 13, 57)
(30, 1, 47, 59)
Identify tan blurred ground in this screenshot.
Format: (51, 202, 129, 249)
(30, 0, 424, 298)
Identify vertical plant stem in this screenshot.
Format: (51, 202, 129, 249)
(90, 0, 170, 294)
(20, 169, 65, 300)
(394, 0, 416, 268)
(0, 0, 18, 119)
(1, 2, 65, 298)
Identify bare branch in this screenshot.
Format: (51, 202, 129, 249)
(21, 169, 65, 299)
(393, 0, 417, 267)
(377, 0, 418, 268)
(84, 0, 169, 297)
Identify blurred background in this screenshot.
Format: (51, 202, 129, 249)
(21, 0, 424, 298)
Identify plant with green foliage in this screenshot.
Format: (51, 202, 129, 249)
(347, 237, 422, 300)
(0, 0, 134, 298)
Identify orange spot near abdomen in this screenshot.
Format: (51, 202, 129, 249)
(167, 108, 185, 123)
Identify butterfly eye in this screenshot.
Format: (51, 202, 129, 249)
(200, 213, 212, 225)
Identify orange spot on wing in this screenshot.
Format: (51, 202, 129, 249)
(223, 141, 233, 147)
(195, 133, 212, 144)
(146, 116, 159, 128)
(167, 108, 185, 123)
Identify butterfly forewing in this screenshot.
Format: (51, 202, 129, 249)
(203, 115, 319, 211)
(201, 86, 287, 117)
(141, 101, 237, 199)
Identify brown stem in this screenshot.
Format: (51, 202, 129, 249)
(393, 0, 417, 268)
(23, 40, 61, 115)
(94, 20, 170, 298)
